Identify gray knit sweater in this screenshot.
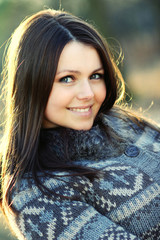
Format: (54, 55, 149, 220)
(7, 110, 160, 239)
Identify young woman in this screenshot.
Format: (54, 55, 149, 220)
(0, 9, 160, 240)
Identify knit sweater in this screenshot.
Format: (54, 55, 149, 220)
(7, 110, 160, 239)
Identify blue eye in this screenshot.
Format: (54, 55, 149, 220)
(90, 73, 104, 80)
(59, 76, 73, 83)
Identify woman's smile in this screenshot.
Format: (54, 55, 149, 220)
(67, 105, 93, 118)
(43, 41, 106, 130)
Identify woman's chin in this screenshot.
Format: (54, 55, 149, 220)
(70, 124, 93, 131)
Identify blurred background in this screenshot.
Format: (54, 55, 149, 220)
(0, 0, 160, 239)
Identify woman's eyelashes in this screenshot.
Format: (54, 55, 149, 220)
(90, 73, 104, 80)
(58, 72, 104, 84)
(59, 75, 74, 83)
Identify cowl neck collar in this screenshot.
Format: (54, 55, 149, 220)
(40, 117, 126, 162)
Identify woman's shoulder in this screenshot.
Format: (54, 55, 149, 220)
(101, 107, 160, 149)
(11, 172, 85, 211)
(11, 176, 41, 211)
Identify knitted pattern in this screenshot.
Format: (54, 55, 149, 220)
(7, 111, 160, 239)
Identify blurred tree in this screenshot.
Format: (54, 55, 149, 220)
(81, 0, 110, 37)
(147, 0, 160, 47)
(0, 0, 63, 76)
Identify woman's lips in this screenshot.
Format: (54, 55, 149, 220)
(69, 107, 90, 112)
(68, 105, 93, 115)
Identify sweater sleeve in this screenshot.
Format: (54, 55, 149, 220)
(10, 188, 141, 240)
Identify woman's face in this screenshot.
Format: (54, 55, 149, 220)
(43, 41, 106, 130)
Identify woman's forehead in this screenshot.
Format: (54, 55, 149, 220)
(56, 41, 103, 74)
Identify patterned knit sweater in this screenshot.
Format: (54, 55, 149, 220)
(7, 110, 160, 239)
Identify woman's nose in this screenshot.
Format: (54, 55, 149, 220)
(76, 80, 94, 100)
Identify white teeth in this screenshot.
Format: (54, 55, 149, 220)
(70, 107, 90, 112)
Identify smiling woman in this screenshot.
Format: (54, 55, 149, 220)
(0, 8, 160, 240)
(43, 41, 106, 130)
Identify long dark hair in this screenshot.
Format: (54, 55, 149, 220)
(0, 9, 124, 211)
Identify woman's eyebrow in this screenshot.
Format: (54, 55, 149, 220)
(56, 67, 104, 76)
(92, 67, 104, 73)
(56, 70, 80, 75)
